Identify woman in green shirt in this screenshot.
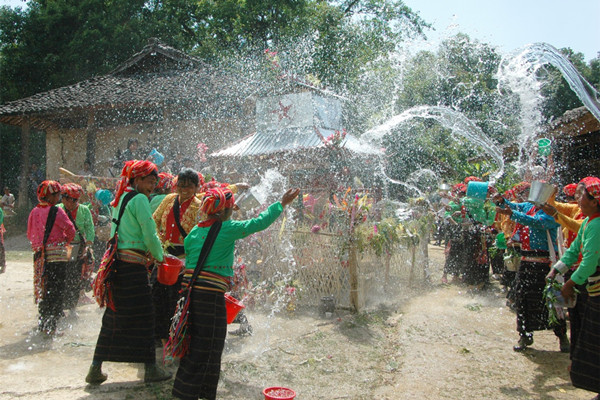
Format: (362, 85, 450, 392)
(172, 186, 299, 400)
(86, 160, 170, 385)
(548, 177, 600, 398)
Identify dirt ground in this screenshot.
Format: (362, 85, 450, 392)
(0, 234, 595, 400)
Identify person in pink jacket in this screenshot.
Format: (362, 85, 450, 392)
(27, 180, 75, 337)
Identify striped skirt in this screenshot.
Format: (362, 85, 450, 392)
(444, 236, 464, 276)
(570, 295, 600, 393)
(92, 260, 155, 363)
(64, 258, 84, 310)
(514, 256, 555, 333)
(152, 275, 183, 341)
(566, 276, 588, 356)
(38, 261, 68, 332)
(172, 288, 227, 400)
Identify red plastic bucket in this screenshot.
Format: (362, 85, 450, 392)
(263, 387, 296, 400)
(224, 293, 245, 324)
(157, 255, 184, 286)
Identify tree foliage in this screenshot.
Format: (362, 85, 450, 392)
(0, 0, 428, 103)
(1, 0, 598, 196)
(375, 34, 523, 188)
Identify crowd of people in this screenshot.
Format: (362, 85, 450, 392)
(436, 175, 600, 399)
(3, 136, 597, 399)
(22, 157, 298, 400)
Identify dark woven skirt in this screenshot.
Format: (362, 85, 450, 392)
(64, 258, 84, 310)
(92, 260, 155, 363)
(566, 272, 588, 356)
(152, 275, 183, 341)
(172, 288, 227, 400)
(444, 235, 465, 277)
(462, 231, 488, 286)
(38, 261, 68, 332)
(514, 256, 554, 333)
(490, 249, 504, 275)
(0, 236, 5, 272)
(570, 295, 600, 393)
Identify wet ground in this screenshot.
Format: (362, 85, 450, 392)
(0, 236, 594, 399)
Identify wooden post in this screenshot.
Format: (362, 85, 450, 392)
(348, 241, 360, 312)
(86, 110, 96, 168)
(384, 252, 392, 292)
(409, 241, 417, 287)
(17, 118, 31, 210)
(422, 231, 430, 281)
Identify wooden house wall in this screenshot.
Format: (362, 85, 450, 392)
(45, 116, 248, 179)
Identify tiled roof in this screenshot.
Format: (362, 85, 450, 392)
(0, 69, 252, 115)
(546, 106, 600, 137)
(0, 39, 257, 128)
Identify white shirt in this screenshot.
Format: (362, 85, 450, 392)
(1, 193, 15, 207)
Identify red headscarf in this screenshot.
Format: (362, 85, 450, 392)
(157, 172, 174, 192)
(464, 176, 482, 184)
(563, 183, 577, 198)
(579, 177, 600, 200)
(452, 183, 467, 195)
(37, 180, 61, 205)
(61, 182, 83, 199)
(200, 187, 235, 216)
(112, 160, 158, 207)
(201, 177, 228, 193)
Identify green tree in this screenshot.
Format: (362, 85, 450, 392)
(0, 0, 201, 102)
(369, 34, 523, 186)
(0, 0, 427, 103)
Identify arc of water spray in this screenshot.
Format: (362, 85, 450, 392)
(498, 43, 600, 123)
(378, 164, 426, 197)
(361, 105, 505, 181)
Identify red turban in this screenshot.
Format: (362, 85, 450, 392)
(464, 176, 482, 184)
(579, 177, 600, 200)
(503, 189, 516, 201)
(452, 183, 467, 195)
(112, 159, 158, 207)
(37, 180, 61, 203)
(200, 187, 235, 216)
(562, 183, 577, 197)
(201, 177, 228, 193)
(157, 172, 174, 191)
(61, 183, 83, 199)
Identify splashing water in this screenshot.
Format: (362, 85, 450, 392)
(361, 105, 505, 181)
(497, 42, 600, 142)
(248, 168, 288, 205)
(406, 169, 440, 189)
